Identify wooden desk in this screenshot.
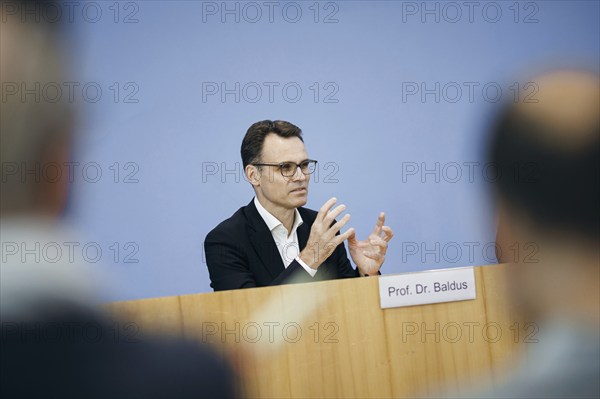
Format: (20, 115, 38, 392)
(105, 264, 524, 398)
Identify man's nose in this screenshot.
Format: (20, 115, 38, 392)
(291, 166, 306, 181)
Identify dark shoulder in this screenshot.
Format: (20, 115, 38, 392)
(298, 206, 318, 224)
(205, 206, 247, 242)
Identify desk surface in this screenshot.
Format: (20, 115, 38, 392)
(105, 264, 524, 398)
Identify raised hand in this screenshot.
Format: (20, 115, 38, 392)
(299, 197, 355, 270)
(348, 212, 394, 276)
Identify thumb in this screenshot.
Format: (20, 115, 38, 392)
(347, 228, 357, 243)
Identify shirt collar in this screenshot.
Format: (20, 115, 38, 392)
(254, 196, 303, 234)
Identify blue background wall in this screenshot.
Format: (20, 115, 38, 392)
(66, 1, 600, 301)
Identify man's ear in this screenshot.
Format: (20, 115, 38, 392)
(245, 164, 260, 187)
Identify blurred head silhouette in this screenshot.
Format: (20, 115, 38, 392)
(1, 2, 236, 398)
(491, 70, 599, 327)
(464, 70, 600, 399)
(1, 0, 74, 218)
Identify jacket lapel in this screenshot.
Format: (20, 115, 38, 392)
(297, 215, 310, 250)
(245, 200, 286, 279)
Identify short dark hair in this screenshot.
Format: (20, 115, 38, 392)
(488, 103, 599, 238)
(241, 120, 303, 168)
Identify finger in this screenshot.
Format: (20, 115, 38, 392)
(324, 204, 347, 226)
(369, 238, 388, 252)
(372, 212, 385, 235)
(371, 246, 387, 256)
(346, 227, 357, 244)
(381, 226, 394, 242)
(317, 197, 337, 221)
(336, 227, 355, 244)
(329, 213, 351, 235)
(363, 251, 384, 261)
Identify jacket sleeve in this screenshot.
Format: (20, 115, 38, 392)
(271, 260, 315, 285)
(333, 241, 361, 278)
(205, 227, 314, 291)
(204, 228, 258, 291)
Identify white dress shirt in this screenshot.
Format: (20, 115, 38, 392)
(253, 197, 317, 277)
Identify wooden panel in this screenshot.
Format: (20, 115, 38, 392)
(104, 264, 521, 398)
(103, 295, 184, 339)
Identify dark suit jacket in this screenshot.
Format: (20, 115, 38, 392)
(204, 199, 360, 291)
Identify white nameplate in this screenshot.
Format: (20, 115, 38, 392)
(378, 267, 476, 309)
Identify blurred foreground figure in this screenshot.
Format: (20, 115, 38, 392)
(487, 71, 599, 398)
(0, 1, 235, 397)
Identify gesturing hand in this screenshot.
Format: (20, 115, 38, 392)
(348, 212, 394, 276)
(299, 197, 355, 270)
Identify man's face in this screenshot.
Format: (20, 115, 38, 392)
(253, 134, 310, 211)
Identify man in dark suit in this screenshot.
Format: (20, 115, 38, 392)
(205, 120, 394, 291)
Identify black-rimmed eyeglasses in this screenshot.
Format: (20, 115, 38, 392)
(252, 160, 318, 177)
